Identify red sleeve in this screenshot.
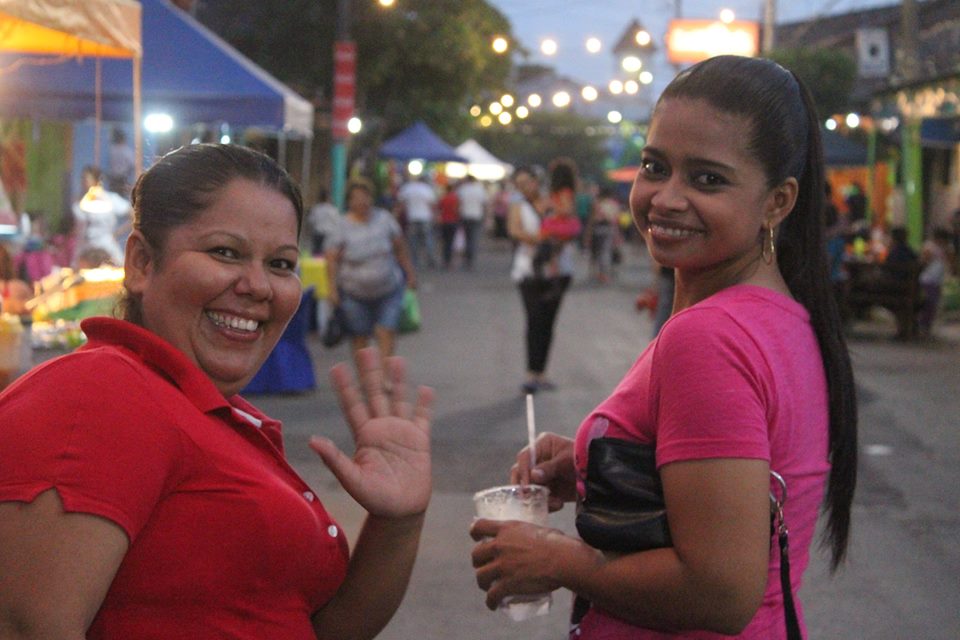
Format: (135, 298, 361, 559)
(650, 307, 773, 467)
(0, 352, 186, 541)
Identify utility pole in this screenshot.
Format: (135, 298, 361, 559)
(331, 0, 355, 211)
(762, 0, 776, 53)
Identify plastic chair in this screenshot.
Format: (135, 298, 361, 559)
(242, 287, 316, 394)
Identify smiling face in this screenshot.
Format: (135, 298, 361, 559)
(630, 98, 795, 288)
(125, 178, 302, 397)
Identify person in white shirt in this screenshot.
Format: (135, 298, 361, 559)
(455, 175, 489, 270)
(396, 177, 437, 269)
(308, 188, 340, 255)
(72, 166, 131, 266)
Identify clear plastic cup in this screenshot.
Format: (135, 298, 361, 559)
(473, 484, 552, 621)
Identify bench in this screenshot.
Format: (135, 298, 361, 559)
(842, 261, 924, 339)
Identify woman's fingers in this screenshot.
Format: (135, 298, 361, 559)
(329, 362, 369, 435)
(354, 347, 391, 417)
(384, 356, 411, 420)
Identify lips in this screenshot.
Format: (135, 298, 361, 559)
(206, 310, 260, 333)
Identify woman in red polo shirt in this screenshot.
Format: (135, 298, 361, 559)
(0, 144, 433, 640)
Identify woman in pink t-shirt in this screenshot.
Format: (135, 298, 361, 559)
(472, 56, 857, 639)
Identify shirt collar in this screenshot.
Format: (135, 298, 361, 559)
(79, 317, 232, 414)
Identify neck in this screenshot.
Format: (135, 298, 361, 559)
(673, 253, 791, 312)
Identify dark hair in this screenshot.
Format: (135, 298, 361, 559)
(119, 143, 303, 324)
(890, 226, 909, 244)
(548, 157, 577, 194)
(82, 165, 102, 183)
(659, 55, 857, 571)
(345, 177, 375, 204)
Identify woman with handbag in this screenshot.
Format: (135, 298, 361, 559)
(472, 55, 857, 639)
(325, 178, 417, 367)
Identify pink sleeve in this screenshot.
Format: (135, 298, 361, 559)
(650, 307, 773, 467)
(0, 354, 185, 541)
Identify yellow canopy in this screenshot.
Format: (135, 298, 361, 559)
(0, 0, 143, 173)
(0, 0, 141, 57)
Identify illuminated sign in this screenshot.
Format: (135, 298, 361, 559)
(666, 19, 759, 64)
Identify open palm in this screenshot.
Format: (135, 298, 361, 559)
(310, 349, 433, 518)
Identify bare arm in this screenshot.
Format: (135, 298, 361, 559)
(507, 202, 538, 245)
(0, 489, 128, 640)
(391, 235, 417, 290)
(472, 458, 770, 634)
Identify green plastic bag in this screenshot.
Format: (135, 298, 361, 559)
(399, 288, 421, 333)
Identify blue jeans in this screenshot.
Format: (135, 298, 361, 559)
(407, 221, 436, 268)
(339, 284, 406, 336)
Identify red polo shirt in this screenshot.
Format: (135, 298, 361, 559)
(0, 318, 349, 639)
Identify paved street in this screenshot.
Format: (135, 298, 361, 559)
(251, 235, 960, 640)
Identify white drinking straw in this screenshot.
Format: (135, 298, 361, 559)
(525, 393, 537, 478)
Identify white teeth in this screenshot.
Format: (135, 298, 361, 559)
(650, 224, 700, 239)
(207, 311, 259, 332)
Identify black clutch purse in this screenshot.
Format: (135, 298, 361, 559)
(575, 437, 672, 553)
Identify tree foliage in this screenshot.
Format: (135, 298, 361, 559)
(194, 0, 512, 143)
(474, 110, 610, 183)
(769, 48, 857, 119)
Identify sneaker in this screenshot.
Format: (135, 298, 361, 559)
(521, 381, 539, 395)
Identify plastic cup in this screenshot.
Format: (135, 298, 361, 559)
(473, 484, 552, 621)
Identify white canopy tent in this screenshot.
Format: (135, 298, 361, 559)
(446, 139, 512, 182)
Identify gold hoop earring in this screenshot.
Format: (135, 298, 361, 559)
(761, 225, 776, 265)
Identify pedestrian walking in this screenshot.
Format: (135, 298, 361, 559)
(396, 175, 437, 269)
(455, 174, 488, 270)
(437, 183, 460, 269)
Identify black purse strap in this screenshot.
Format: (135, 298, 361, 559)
(770, 471, 802, 640)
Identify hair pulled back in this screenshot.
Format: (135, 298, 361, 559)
(118, 143, 303, 325)
(659, 55, 857, 571)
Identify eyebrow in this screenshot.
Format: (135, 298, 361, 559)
(643, 146, 737, 174)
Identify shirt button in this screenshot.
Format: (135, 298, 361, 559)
(327, 525, 339, 538)
(303, 491, 315, 502)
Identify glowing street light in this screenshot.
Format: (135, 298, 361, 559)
(608, 110, 623, 124)
(516, 106, 530, 119)
(581, 85, 599, 102)
(480, 115, 493, 127)
(527, 93, 542, 108)
(500, 94, 515, 108)
(489, 102, 504, 115)
(622, 55, 642, 73)
(540, 38, 558, 56)
(585, 37, 602, 53)
(144, 112, 174, 133)
(378, 0, 395, 6)
(719, 9, 735, 24)
(846, 112, 861, 128)
(639, 71, 654, 85)
(347, 117, 362, 134)
(624, 80, 639, 95)
(635, 30, 651, 46)
(552, 91, 571, 108)
(408, 159, 424, 176)
(825, 118, 838, 131)
(469, 105, 482, 117)
(609, 79, 624, 95)
(492, 36, 509, 54)
(498, 112, 513, 125)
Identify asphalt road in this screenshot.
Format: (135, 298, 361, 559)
(252, 235, 960, 640)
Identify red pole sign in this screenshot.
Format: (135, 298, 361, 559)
(332, 40, 356, 141)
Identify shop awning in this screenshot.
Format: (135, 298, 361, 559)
(0, 0, 141, 58)
(0, 0, 312, 136)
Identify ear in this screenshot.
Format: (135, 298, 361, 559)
(765, 177, 799, 229)
(123, 230, 154, 295)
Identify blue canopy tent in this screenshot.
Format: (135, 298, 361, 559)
(822, 128, 869, 166)
(380, 121, 467, 163)
(0, 0, 312, 137)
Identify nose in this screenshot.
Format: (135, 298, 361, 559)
(235, 262, 273, 300)
(649, 176, 688, 212)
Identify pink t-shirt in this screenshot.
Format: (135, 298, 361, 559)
(573, 285, 830, 639)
